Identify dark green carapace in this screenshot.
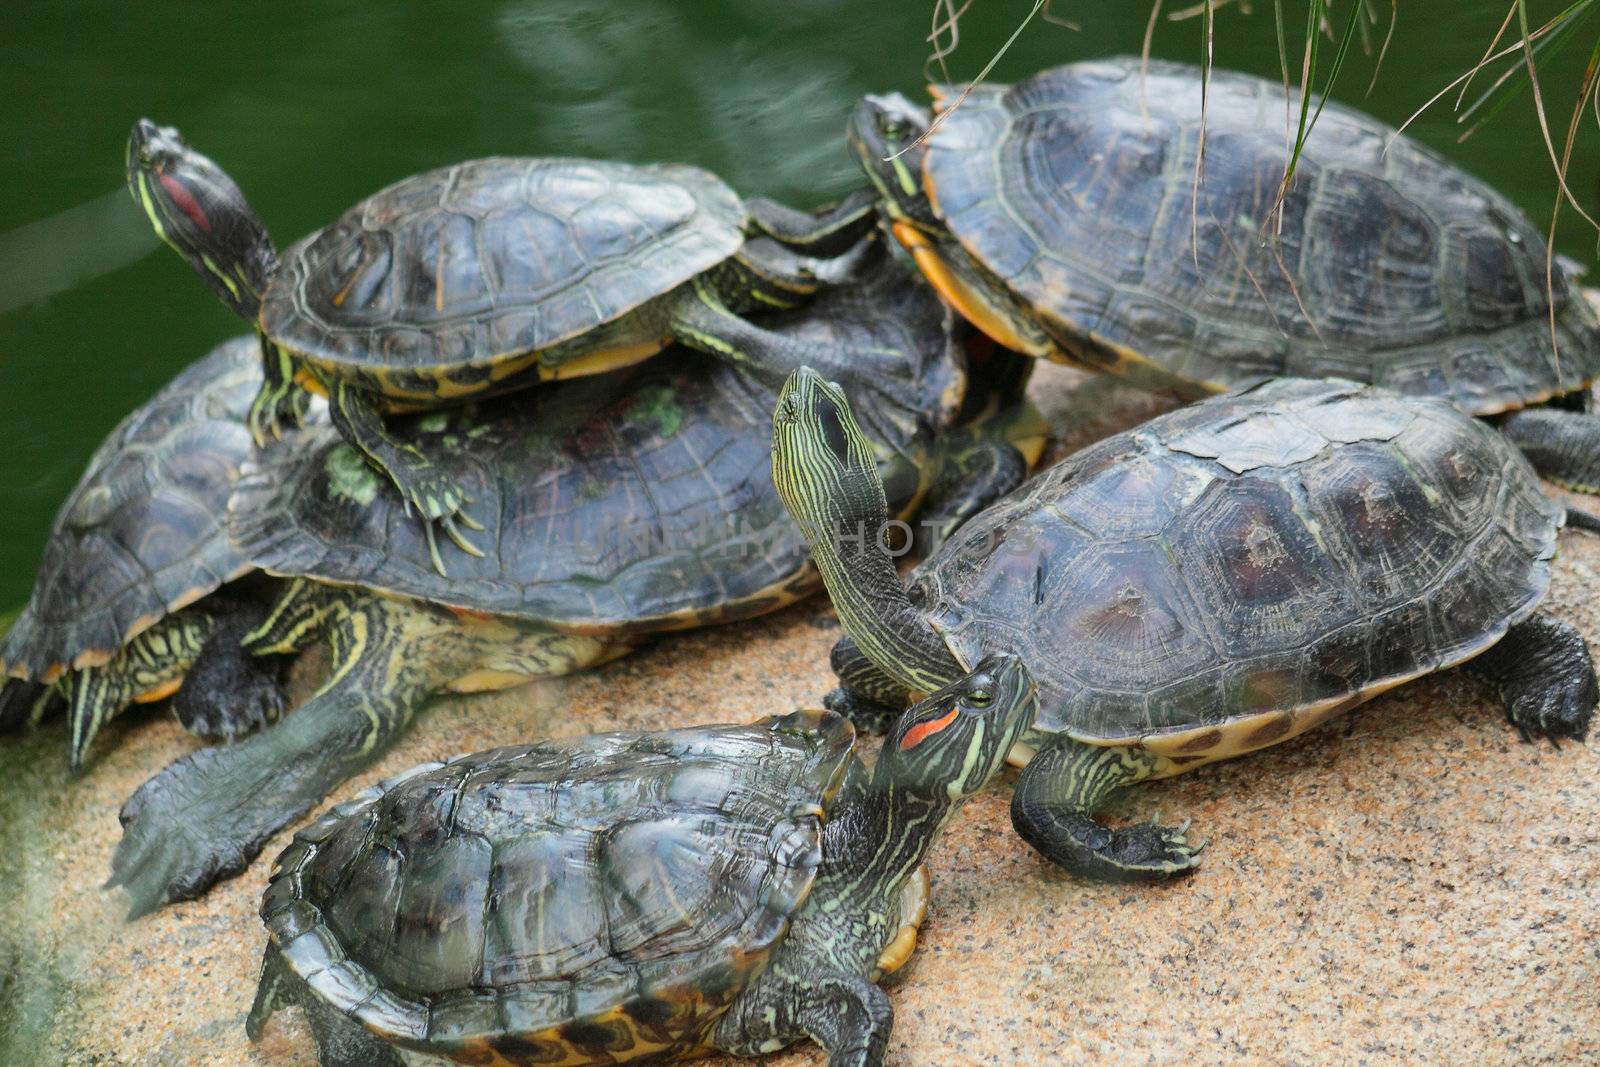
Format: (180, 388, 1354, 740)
(128, 120, 875, 564)
(248, 660, 1034, 1067)
(774, 372, 1597, 883)
(851, 57, 1600, 494)
(103, 249, 1045, 920)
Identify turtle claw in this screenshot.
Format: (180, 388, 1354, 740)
(422, 523, 448, 578)
(442, 516, 486, 558)
(456, 510, 486, 533)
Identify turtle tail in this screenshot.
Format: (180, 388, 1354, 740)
(1565, 505, 1600, 534)
(0, 678, 56, 732)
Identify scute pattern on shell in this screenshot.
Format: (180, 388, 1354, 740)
(231, 252, 963, 631)
(1, 338, 264, 680)
(259, 710, 855, 1059)
(915, 378, 1563, 744)
(262, 158, 747, 372)
(925, 58, 1600, 412)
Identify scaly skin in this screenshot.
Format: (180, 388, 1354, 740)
(712, 659, 1033, 1066)
(107, 580, 623, 917)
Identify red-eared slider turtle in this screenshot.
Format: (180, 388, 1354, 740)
(247, 659, 1033, 1067)
(773, 370, 1598, 880)
(0, 336, 299, 767)
(107, 251, 1047, 917)
(128, 119, 875, 568)
(849, 57, 1600, 493)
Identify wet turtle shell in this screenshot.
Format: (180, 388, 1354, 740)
(258, 709, 856, 1061)
(261, 158, 746, 384)
(232, 250, 968, 632)
(2, 338, 266, 681)
(922, 57, 1600, 410)
(913, 377, 1564, 767)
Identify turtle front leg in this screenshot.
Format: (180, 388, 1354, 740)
(743, 188, 878, 257)
(247, 337, 312, 446)
(325, 379, 484, 574)
(1498, 408, 1600, 493)
(1468, 611, 1597, 744)
(715, 973, 893, 1067)
(169, 595, 286, 742)
(1011, 733, 1204, 881)
(107, 590, 444, 917)
(823, 635, 910, 735)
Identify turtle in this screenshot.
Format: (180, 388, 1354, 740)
(0, 336, 305, 768)
(106, 249, 1048, 917)
(245, 656, 1033, 1067)
(848, 57, 1600, 494)
(771, 369, 1599, 881)
(127, 118, 877, 568)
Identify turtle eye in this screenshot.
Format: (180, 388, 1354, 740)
(879, 116, 909, 140)
(966, 687, 993, 709)
(137, 147, 153, 166)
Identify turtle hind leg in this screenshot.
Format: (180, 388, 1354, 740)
(170, 596, 286, 742)
(66, 610, 212, 772)
(823, 636, 910, 735)
(326, 379, 483, 574)
(249, 947, 401, 1067)
(1011, 733, 1204, 882)
(1469, 612, 1597, 744)
(106, 593, 449, 917)
(1498, 408, 1600, 493)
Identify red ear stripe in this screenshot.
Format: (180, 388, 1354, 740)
(899, 707, 961, 751)
(160, 174, 212, 231)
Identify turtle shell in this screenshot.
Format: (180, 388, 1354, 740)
(1, 337, 263, 682)
(231, 249, 964, 633)
(262, 158, 746, 378)
(914, 377, 1564, 766)
(923, 57, 1600, 412)
(258, 709, 855, 1062)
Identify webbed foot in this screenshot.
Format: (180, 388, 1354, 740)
(170, 598, 287, 741)
(1011, 733, 1203, 881)
(1029, 813, 1207, 882)
(108, 743, 299, 917)
(1471, 612, 1597, 745)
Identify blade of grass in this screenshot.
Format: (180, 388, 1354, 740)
(889, 0, 1051, 162)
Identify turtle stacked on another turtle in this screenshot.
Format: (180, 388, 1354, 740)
(128, 119, 876, 568)
(58, 248, 1046, 916)
(848, 56, 1600, 493)
(0, 336, 308, 766)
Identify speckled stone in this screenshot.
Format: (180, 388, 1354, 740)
(1, 364, 1596, 1066)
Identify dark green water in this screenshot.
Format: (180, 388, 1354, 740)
(1, 0, 1596, 607)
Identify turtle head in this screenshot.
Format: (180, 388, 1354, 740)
(880, 653, 1035, 799)
(127, 119, 277, 321)
(771, 366, 885, 547)
(772, 366, 967, 695)
(847, 94, 938, 228)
